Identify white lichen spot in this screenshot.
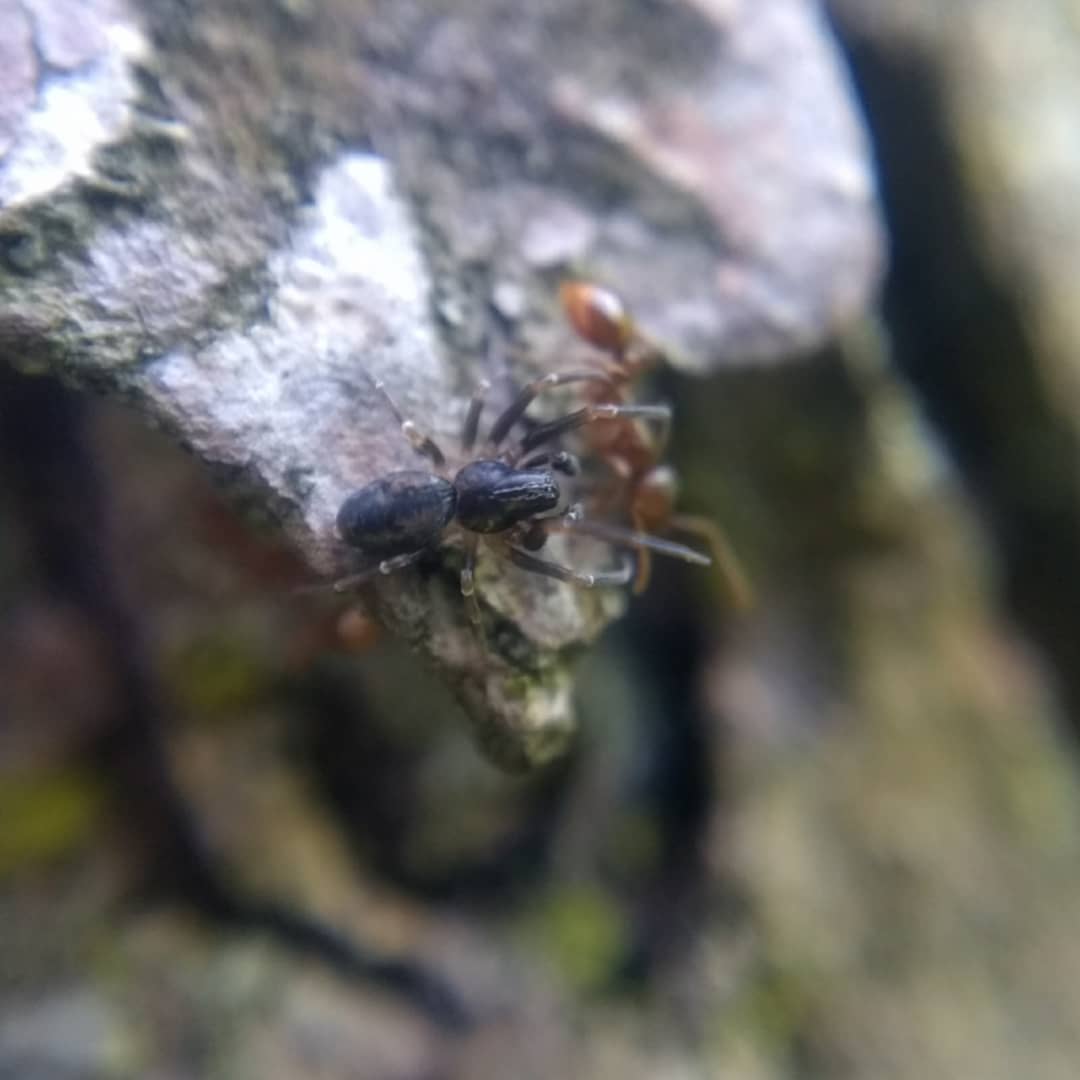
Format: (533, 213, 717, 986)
(271, 153, 434, 356)
(0, 4, 148, 209)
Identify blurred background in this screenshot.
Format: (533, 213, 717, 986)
(5, 0, 1080, 1077)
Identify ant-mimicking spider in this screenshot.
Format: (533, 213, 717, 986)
(333, 366, 711, 623)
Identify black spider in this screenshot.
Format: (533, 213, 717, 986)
(333, 369, 693, 621)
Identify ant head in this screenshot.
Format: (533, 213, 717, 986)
(559, 281, 635, 355)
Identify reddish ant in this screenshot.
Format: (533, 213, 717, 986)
(556, 281, 752, 608)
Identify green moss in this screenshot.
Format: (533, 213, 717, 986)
(0, 767, 106, 876)
(500, 672, 532, 703)
(166, 631, 269, 717)
(522, 884, 629, 991)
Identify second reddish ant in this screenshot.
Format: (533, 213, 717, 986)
(556, 281, 752, 609)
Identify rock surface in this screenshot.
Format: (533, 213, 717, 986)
(0, 0, 882, 768)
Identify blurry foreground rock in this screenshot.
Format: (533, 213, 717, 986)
(680, 339, 1080, 1079)
(828, 0, 1080, 728)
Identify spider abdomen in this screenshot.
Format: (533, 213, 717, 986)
(336, 470, 457, 557)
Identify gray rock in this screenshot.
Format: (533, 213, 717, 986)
(0, 0, 882, 769)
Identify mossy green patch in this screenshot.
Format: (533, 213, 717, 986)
(166, 631, 269, 717)
(0, 767, 106, 877)
(522, 884, 629, 991)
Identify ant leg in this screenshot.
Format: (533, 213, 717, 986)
(632, 549, 653, 594)
(669, 514, 755, 611)
(331, 550, 428, 593)
(630, 510, 654, 595)
(460, 534, 481, 624)
(651, 409, 672, 458)
(516, 402, 672, 457)
(461, 379, 491, 454)
(505, 545, 635, 588)
(486, 371, 616, 450)
(364, 373, 447, 469)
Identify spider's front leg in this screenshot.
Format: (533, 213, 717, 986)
(513, 401, 672, 460)
(503, 543, 636, 588)
(486, 371, 617, 451)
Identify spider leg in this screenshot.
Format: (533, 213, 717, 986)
(553, 515, 711, 567)
(486, 371, 616, 450)
(330, 549, 428, 593)
(515, 402, 672, 458)
(461, 379, 491, 454)
(505, 544, 635, 588)
(363, 371, 447, 469)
